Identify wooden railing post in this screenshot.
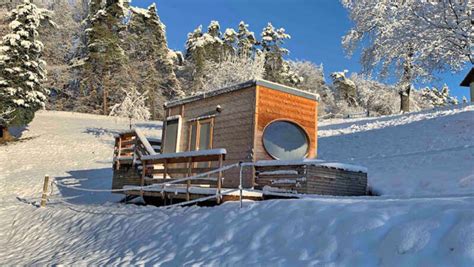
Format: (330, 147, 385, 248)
(186, 157, 192, 201)
(239, 162, 243, 209)
(163, 159, 168, 180)
(116, 136, 122, 170)
(40, 175, 50, 208)
(141, 159, 146, 201)
(217, 154, 223, 204)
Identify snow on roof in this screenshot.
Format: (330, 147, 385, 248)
(165, 79, 320, 108)
(141, 148, 227, 161)
(254, 159, 368, 173)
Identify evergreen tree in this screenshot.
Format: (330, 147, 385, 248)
(184, 25, 206, 93)
(260, 23, 301, 86)
(237, 21, 256, 57)
(78, 0, 129, 115)
(185, 21, 227, 93)
(39, 0, 84, 111)
(222, 28, 237, 58)
(0, 0, 54, 129)
(330, 70, 358, 108)
(126, 4, 184, 119)
(421, 85, 459, 107)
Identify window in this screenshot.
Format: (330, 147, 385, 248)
(162, 116, 181, 153)
(188, 118, 214, 151)
(262, 120, 309, 160)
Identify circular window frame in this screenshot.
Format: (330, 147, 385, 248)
(261, 119, 310, 160)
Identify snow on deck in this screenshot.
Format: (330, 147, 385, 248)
(123, 185, 263, 197)
(1, 108, 473, 265)
(254, 159, 368, 173)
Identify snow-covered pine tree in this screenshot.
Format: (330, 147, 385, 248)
(78, 0, 129, 115)
(237, 21, 256, 58)
(39, 0, 84, 111)
(183, 26, 205, 94)
(126, 3, 184, 119)
(222, 28, 237, 58)
(109, 87, 150, 129)
(205, 21, 224, 62)
(330, 70, 358, 108)
(0, 0, 54, 130)
(421, 85, 459, 107)
(260, 23, 301, 86)
(184, 21, 225, 93)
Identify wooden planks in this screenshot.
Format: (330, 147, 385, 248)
(254, 163, 367, 196)
(255, 85, 318, 161)
(167, 86, 257, 188)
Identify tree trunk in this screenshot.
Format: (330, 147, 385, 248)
(400, 86, 411, 113)
(400, 51, 414, 113)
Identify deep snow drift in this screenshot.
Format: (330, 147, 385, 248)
(1, 107, 473, 265)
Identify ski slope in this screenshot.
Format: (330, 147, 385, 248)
(0, 107, 473, 265)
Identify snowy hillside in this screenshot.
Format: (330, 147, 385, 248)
(319, 106, 474, 196)
(1, 107, 473, 265)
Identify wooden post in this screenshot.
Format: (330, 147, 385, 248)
(217, 154, 223, 204)
(163, 159, 168, 180)
(116, 136, 122, 170)
(239, 162, 243, 209)
(186, 157, 192, 201)
(141, 159, 146, 201)
(40, 175, 50, 208)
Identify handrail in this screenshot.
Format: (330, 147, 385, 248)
(141, 148, 226, 162)
(134, 129, 157, 156)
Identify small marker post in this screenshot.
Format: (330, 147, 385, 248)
(40, 175, 50, 208)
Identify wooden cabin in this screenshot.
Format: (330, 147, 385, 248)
(161, 79, 319, 188)
(112, 79, 367, 205)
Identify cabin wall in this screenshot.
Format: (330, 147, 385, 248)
(254, 85, 318, 161)
(166, 87, 257, 187)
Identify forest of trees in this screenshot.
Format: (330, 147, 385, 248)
(0, 0, 469, 132)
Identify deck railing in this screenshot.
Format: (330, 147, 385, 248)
(140, 149, 226, 203)
(113, 129, 159, 170)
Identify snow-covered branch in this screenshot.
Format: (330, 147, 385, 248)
(201, 52, 265, 92)
(109, 88, 151, 129)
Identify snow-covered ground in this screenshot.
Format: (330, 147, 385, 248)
(319, 105, 474, 196)
(1, 107, 473, 265)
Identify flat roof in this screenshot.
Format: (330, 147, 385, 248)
(165, 79, 320, 108)
(460, 67, 474, 87)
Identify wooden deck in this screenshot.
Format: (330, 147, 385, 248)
(112, 131, 368, 207)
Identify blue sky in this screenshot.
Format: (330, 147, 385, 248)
(134, 0, 471, 99)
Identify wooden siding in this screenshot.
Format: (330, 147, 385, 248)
(255, 85, 318, 161)
(305, 166, 367, 196)
(165, 87, 257, 187)
(254, 164, 367, 196)
(112, 165, 141, 190)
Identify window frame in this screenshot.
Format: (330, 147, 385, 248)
(188, 118, 214, 151)
(161, 115, 182, 154)
(261, 119, 310, 160)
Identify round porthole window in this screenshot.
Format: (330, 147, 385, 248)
(262, 120, 309, 160)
